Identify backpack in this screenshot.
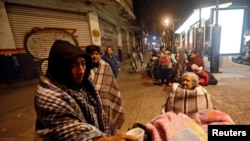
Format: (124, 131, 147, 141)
(159, 55, 170, 67)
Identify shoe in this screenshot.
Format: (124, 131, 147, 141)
(153, 81, 161, 85)
(166, 83, 172, 87)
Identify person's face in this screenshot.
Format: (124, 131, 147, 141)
(181, 75, 195, 89)
(106, 48, 113, 55)
(71, 56, 86, 85)
(189, 53, 195, 59)
(90, 51, 100, 64)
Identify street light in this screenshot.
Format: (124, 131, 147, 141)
(163, 19, 170, 49)
(164, 18, 176, 52)
(164, 19, 169, 27)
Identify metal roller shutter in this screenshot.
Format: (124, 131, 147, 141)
(121, 29, 128, 60)
(5, 4, 91, 79)
(128, 32, 133, 54)
(6, 4, 91, 49)
(99, 19, 118, 56)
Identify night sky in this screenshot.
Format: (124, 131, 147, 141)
(133, 0, 249, 35)
(144, 0, 197, 24)
(134, 0, 203, 35)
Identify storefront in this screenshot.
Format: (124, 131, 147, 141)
(0, 0, 137, 84)
(121, 29, 128, 60)
(99, 19, 118, 56)
(4, 4, 90, 80)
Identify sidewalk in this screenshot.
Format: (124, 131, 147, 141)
(0, 51, 250, 141)
(202, 56, 250, 124)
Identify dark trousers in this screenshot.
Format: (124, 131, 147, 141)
(160, 67, 172, 85)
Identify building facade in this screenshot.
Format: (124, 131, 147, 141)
(0, 0, 139, 84)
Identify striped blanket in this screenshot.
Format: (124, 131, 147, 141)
(163, 83, 214, 117)
(90, 59, 125, 129)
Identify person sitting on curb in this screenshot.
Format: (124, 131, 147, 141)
(191, 64, 209, 86)
(186, 50, 205, 72)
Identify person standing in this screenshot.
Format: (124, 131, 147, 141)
(129, 47, 141, 72)
(158, 49, 177, 86)
(34, 40, 135, 140)
(102, 46, 119, 78)
(136, 45, 144, 63)
(172, 47, 187, 83)
(85, 45, 125, 130)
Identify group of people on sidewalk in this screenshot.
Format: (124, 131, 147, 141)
(33, 40, 232, 141)
(142, 46, 233, 141)
(146, 46, 218, 87)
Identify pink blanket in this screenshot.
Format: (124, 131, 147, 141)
(193, 109, 235, 133)
(146, 109, 235, 141)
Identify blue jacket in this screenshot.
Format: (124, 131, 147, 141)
(102, 54, 119, 78)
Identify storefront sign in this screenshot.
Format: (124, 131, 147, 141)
(92, 29, 100, 38)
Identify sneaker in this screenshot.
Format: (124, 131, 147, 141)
(166, 83, 172, 87)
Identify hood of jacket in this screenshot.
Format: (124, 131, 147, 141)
(46, 40, 92, 90)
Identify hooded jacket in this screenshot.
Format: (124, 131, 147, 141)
(46, 40, 92, 90)
(34, 40, 115, 141)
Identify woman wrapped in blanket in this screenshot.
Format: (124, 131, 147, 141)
(34, 40, 136, 141)
(149, 72, 234, 141)
(162, 72, 214, 118)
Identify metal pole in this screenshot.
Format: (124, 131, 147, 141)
(216, 0, 219, 26)
(210, 0, 221, 73)
(199, 0, 201, 28)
